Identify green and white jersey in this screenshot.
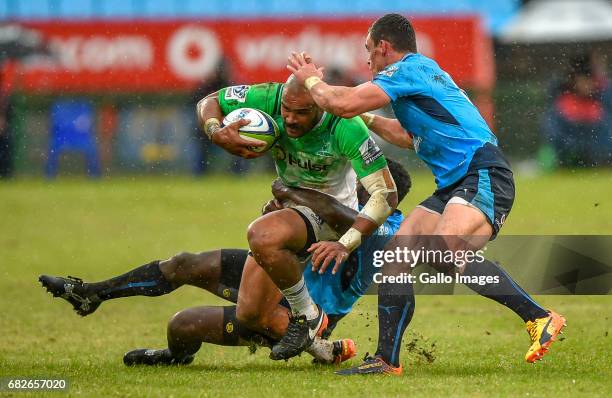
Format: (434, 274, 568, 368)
(218, 83, 387, 209)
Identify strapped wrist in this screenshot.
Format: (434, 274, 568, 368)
(362, 112, 375, 128)
(204, 118, 221, 140)
(338, 227, 362, 253)
(305, 76, 323, 90)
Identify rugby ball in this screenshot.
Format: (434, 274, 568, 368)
(222, 108, 280, 153)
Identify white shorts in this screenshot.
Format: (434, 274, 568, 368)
(290, 205, 341, 243)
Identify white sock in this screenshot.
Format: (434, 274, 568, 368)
(281, 276, 318, 320)
(306, 337, 335, 363)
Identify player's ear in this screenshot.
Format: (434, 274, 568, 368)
(380, 40, 391, 56)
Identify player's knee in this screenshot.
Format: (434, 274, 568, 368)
(173, 251, 196, 266)
(235, 304, 264, 330)
(168, 309, 198, 338)
(247, 220, 283, 257)
(158, 251, 195, 284)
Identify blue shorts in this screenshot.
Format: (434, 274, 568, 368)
(418, 167, 515, 239)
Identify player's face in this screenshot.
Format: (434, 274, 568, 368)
(280, 92, 322, 138)
(365, 34, 386, 75)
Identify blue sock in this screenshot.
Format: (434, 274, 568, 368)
(375, 281, 415, 367)
(462, 259, 548, 322)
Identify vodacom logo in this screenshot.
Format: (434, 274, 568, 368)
(167, 25, 221, 80)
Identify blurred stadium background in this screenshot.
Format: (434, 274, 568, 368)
(2, 2, 612, 396)
(1, 0, 610, 178)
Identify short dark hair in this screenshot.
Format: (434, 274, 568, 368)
(387, 158, 411, 203)
(369, 13, 417, 53)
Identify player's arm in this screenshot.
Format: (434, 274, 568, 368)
(360, 113, 414, 149)
(308, 81, 391, 119)
(196, 91, 265, 159)
(271, 179, 358, 233)
(309, 119, 398, 274)
(309, 166, 397, 274)
(345, 166, 398, 242)
(287, 52, 391, 118)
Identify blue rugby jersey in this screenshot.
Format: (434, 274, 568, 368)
(372, 53, 510, 188)
(303, 209, 404, 316)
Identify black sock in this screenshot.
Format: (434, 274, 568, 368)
(88, 261, 175, 301)
(462, 259, 548, 322)
(375, 281, 415, 368)
(222, 306, 276, 348)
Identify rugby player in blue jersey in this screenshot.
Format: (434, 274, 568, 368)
(287, 14, 565, 375)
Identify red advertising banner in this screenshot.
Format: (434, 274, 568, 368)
(19, 17, 494, 93)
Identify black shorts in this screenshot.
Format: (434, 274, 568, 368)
(418, 167, 515, 239)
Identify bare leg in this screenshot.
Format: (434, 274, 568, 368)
(247, 209, 309, 289)
(236, 255, 289, 339)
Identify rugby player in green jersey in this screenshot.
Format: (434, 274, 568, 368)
(197, 76, 398, 360)
(38, 161, 411, 367)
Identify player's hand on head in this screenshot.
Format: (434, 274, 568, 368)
(261, 198, 284, 215)
(287, 51, 324, 84)
(212, 118, 266, 159)
(308, 241, 349, 275)
(301, 52, 313, 64)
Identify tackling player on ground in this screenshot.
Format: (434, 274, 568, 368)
(39, 161, 411, 366)
(286, 14, 566, 375)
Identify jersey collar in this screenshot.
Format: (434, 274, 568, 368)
(400, 52, 416, 62)
(313, 111, 327, 130)
(287, 111, 328, 139)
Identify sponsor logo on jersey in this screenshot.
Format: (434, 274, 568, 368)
(315, 142, 333, 158)
(378, 64, 399, 77)
(276, 148, 330, 172)
(375, 223, 393, 236)
(287, 153, 330, 172)
(413, 135, 423, 152)
(359, 137, 383, 165)
(225, 85, 250, 102)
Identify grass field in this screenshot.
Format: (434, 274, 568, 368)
(1, 171, 611, 397)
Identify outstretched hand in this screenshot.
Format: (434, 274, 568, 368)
(308, 241, 349, 275)
(212, 119, 266, 159)
(286, 52, 324, 85)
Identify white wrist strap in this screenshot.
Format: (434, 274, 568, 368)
(338, 227, 362, 253)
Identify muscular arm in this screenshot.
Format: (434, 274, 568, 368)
(351, 167, 398, 239)
(359, 113, 414, 149)
(196, 91, 222, 127)
(307, 81, 391, 118)
(272, 181, 358, 234)
(287, 53, 391, 118)
(194, 90, 264, 158)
